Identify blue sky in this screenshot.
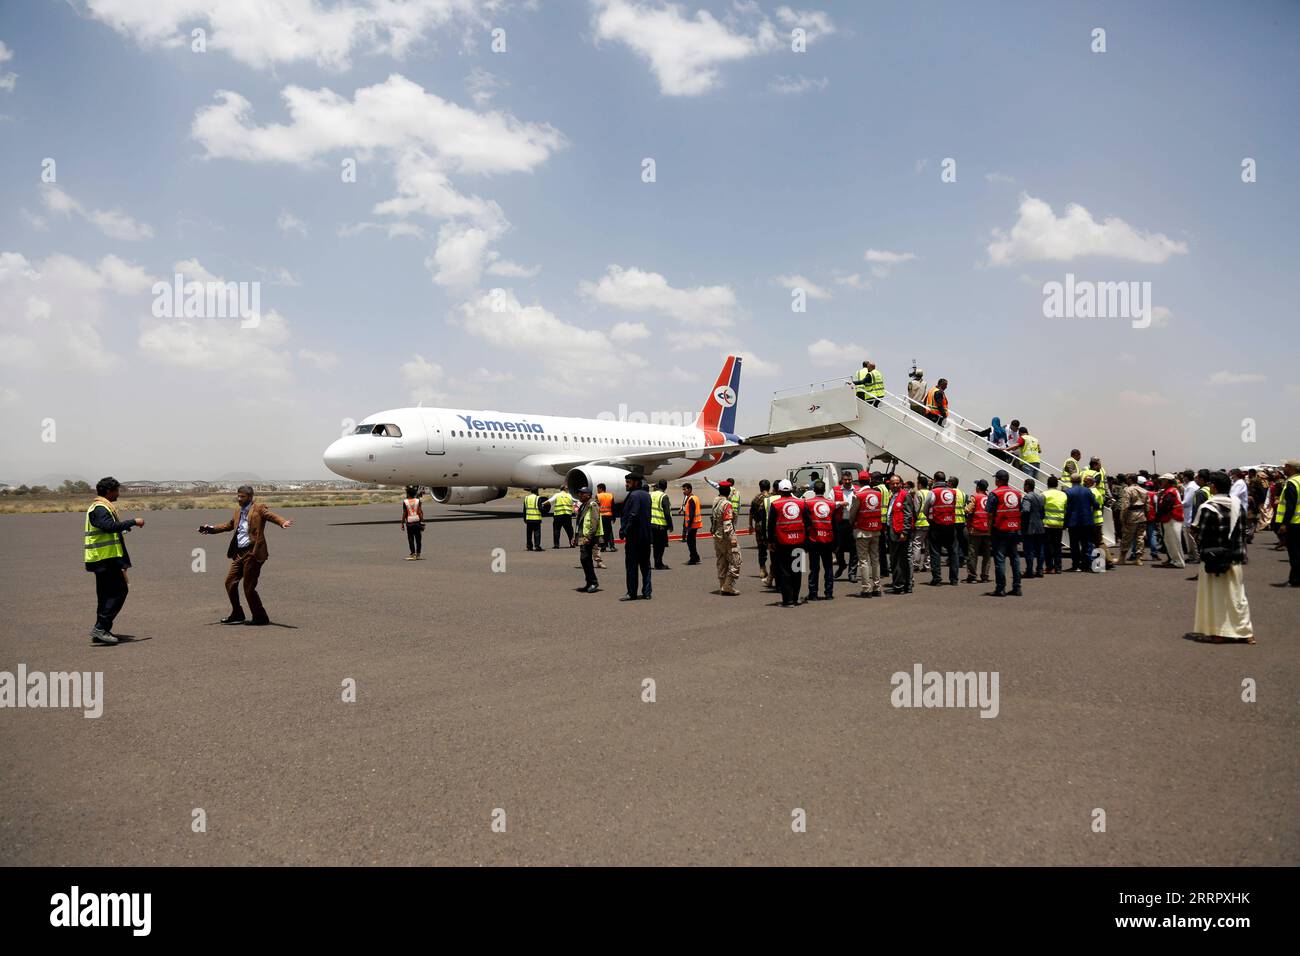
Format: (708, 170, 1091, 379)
(0, 0, 1295, 482)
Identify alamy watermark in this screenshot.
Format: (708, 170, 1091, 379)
(1, 664, 103, 718)
(890, 663, 999, 718)
(1042, 273, 1152, 328)
(151, 274, 261, 328)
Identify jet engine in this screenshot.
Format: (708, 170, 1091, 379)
(429, 486, 508, 505)
(564, 465, 638, 503)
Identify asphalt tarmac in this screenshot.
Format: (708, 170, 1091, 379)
(1, 501, 1295, 865)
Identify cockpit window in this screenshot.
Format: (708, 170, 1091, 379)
(375, 424, 402, 437)
(354, 424, 377, 435)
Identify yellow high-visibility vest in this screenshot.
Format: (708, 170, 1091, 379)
(84, 497, 126, 565)
(913, 490, 930, 528)
(649, 490, 668, 527)
(953, 488, 967, 524)
(1021, 436, 1041, 464)
(552, 491, 573, 516)
(524, 494, 542, 521)
(1043, 489, 1067, 528)
(1280, 475, 1300, 524)
(1091, 486, 1104, 525)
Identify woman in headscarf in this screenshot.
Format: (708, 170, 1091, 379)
(1187, 471, 1254, 644)
(983, 417, 1009, 461)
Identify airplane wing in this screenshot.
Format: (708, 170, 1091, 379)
(544, 443, 744, 477)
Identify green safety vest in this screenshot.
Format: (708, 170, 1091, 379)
(953, 488, 967, 524)
(877, 485, 891, 510)
(1091, 486, 1104, 525)
(84, 498, 126, 565)
(524, 494, 542, 521)
(649, 490, 668, 527)
(579, 502, 601, 536)
(552, 491, 573, 516)
(853, 368, 884, 399)
(1081, 469, 1107, 498)
(1043, 489, 1067, 528)
(729, 489, 741, 512)
(1062, 457, 1079, 476)
(913, 490, 930, 528)
(1277, 475, 1300, 524)
(1021, 436, 1041, 464)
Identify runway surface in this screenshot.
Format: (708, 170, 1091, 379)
(1, 502, 1295, 865)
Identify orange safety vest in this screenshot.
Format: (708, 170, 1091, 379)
(924, 386, 948, 415)
(685, 495, 702, 529)
(597, 492, 613, 517)
(403, 498, 422, 523)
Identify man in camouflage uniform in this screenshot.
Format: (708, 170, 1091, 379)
(712, 479, 742, 595)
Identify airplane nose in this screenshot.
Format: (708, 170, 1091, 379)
(323, 437, 351, 477)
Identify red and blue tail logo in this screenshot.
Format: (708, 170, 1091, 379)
(696, 355, 741, 433)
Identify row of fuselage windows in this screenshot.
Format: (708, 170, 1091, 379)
(449, 429, 686, 448)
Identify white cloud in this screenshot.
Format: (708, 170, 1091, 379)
(1118, 390, 1170, 407)
(590, 0, 781, 97)
(82, 0, 500, 71)
(140, 309, 293, 379)
(458, 288, 646, 394)
(41, 185, 154, 241)
(337, 221, 426, 239)
(834, 273, 870, 290)
(808, 338, 864, 367)
(610, 321, 651, 342)
(774, 6, 837, 41)
(1207, 371, 1266, 386)
(863, 248, 917, 278)
(0, 39, 15, 92)
(732, 349, 780, 377)
(192, 74, 564, 290)
(485, 257, 541, 279)
(465, 65, 504, 107)
(0, 251, 160, 372)
(277, 210, 308, 236)
(775, 274, 831, 299)
(172, 257, 221, 284)
(297, 348, 340, 371)
(768, 74, 827, 95)
(578, 264, 737, 328)
(987, 194, 1189, 266)
(401, 353, 446, 403)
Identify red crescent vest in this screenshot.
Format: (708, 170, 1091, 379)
(992, 486, 1022, 532)
(930, 485, 957, 525)
(773, 496, 808, 545)
(1145, 489, 1157, 522)
(1162, 488, 1184, 523)
(889, 490, 907, 534)
(854, 487, 883, 532)
(971, 492, 991, 532)
(807, 497, 835, 543)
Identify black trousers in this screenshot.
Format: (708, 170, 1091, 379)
(652, 526, 669, 567)
(1287, 528, 1300, 585)
(93, 566, 129, 631)
(928, 524, 960, 583)
(806, 542, 834, 597)
(553, 515, 573, 547)
(888, 535, 911, 590)
(405, 523, 422, 555)
(684, 527, 699, 562)
(773, 544, 804, 605)
(601, 515, 615, 550)
(1068, 526, 1091, 570)
(991, 531, 1022, 592)
(624, 536, 652, 598)
(755, 533, 768, 571)
(525, 520, 541, 550)
(1045, 527, 1064, 572)
(880, 532, 892, 577)
(580, 542, 598, 588)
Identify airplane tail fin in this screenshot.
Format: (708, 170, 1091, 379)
(695, 355, 741, 433)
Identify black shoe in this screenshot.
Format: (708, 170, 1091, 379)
(926, 580, 943, 587)
(642, 594, 652, 600)
(619, 595, 639, 601)
(654, 565, 670, 570)
(1271, 582, 1299, 588)
(964, 576, 976, 583)
(221, 613, 246, 625)
(1009, 588, 1023, 596)
(584, 585, 600, 593)
(246, 617, 270, 626)
(552, 546, 560, 550)
(824, 594, 834, 600)
(805, 594, 819, 601)
(834, 567, 845, 579)
(984, 590, 1005, 597)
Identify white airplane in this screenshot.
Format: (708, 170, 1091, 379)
(323, 355, 753, 505)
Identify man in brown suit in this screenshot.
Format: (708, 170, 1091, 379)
(198, 485, 292, 625)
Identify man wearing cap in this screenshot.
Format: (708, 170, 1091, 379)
(1117, 474, 1149, 567)
(768, 479, 810, 606)
(84, 476, 146, 645)
(619, 473, 653, 600)
(907, 367, 927, 415)
(711, 480, 742, 595)
(1272, 458, 1300, 587)
(573, 486, 604, 593)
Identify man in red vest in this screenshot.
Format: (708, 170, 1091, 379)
(847, 470, 886, 597)
(832, 470, 857, 582)
(964, 479, 993, 583)
(804, 480, 837, 601)
(767, 479, 810, 607)
(923, 470, 962, 586)
(984, 469, 1023, 597)
(886, 474, 916, 595)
